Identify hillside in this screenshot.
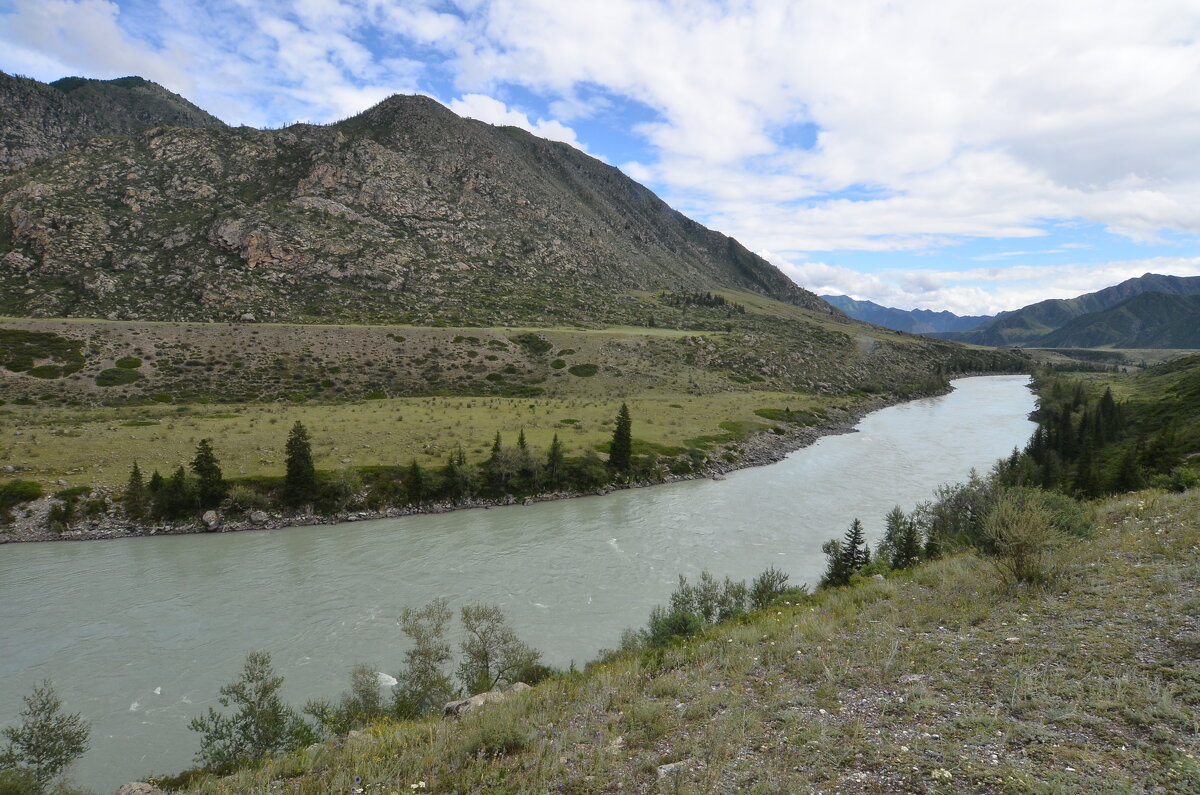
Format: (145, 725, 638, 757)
(1, 77, 826, 326)
(1032, 292, 1200, 349)
(821, 295, 992, 333)
(939, 273, 1200, 347)
(0, 72, 225, 174)
(158, 486, 1200, 794)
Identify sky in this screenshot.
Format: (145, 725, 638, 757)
(3, 0, 1200, 316)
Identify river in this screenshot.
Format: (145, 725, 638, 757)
(0, 375, 1035, 791)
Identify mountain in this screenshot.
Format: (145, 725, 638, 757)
(0, 77, 828, 326)
(938, 273, 1200, 347)
(1032, 292, 1200, 349)
(0, 72, 225, 173)
(820, 295, 992, 333)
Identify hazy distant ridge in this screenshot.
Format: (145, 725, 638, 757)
(820, 295, 993, 333)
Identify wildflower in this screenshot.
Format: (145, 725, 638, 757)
(931, 768, 953, 781)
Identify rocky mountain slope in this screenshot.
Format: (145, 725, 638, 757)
(821, 294, 992, 333)
(0, 76, 828, 326)
(0, 72, 224, 174)
(937, 273, 1200, 347)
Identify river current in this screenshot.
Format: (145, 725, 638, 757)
(0, 375, 1035, 790)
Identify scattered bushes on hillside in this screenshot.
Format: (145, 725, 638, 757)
(0, 480, 42, 524)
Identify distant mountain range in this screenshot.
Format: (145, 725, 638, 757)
(935, 273, 1200, 349)
(819, 295, 993, 333)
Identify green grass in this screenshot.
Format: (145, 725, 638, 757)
(167, 487, 1200, 793)
(0, 391, 845, 487)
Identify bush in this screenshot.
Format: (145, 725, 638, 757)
(567, 363, 598, 377)
(750, 565, 790, 609)
(981, 489, 1065, 586)
(0, 680, 90, 790)
(95, 368, 142, 387)
(115, 357, 142, 369)
(189, 651, 315, 772)
(0, 480, 42, 523)
(508, 333, 552, 355)
(458, 708, 529, 758)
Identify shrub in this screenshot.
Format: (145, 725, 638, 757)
(458, 604, 542, 695)
(115, 357, 142, 369)
(981, 489, 1065, 586)
(393, 599, 456, 719)
(25, 366, 62, 379)
(0, 480, 42, 523)
(458, 708, 529, 758)
(189, 651, 315, 772)
(550, 359, 566, 369)
(95, 368, 142, 387)
(567, 363, 598, 377)
(0, 680, 90, 790)
(224, 484, 271, 514)
(508, 333, 552, 355)
(750, 565, 790, 609)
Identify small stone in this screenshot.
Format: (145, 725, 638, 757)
(1005, 637, 1020, 643)
(657, 761, 686, 779)
(871, 573, 885, 582)
(239, 312, 257, 323)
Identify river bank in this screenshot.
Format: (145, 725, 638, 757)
(1, 391, 905, 545)
(1, 374, 1030, 545)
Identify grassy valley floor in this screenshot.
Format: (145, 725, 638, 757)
(167, 487, 1200, 794)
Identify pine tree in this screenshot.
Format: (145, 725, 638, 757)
(191, 439, 227, 509)
(147, 469, 164, 494)
(609, 403, 633, 474)
(123, 461, 148, 520)
(283, 421, 316, 509)
(154, 466, 193, 520)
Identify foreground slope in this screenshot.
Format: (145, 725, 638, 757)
(1, 79, 826, 325)
(169, 488, 1200, 794)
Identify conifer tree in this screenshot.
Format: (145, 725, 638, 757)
(609, 403, 633, 474)
(819, 539, 851, 588)
(839, 518, 869, 571)
(147, 469, 164, 494)
(404, 459, 425, 505)
(283, 421, 316, 509)
(545, 434, 565, 489)
(191, 439, 227, 509)
(123, 461, 148, 520)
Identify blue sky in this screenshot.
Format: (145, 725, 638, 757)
(3, 0, 1200, 315)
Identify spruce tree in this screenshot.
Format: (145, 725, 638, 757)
(191, 439, 227, 509)
(545, 434, 565, 489)
(123, 462, 148, 520)
(819, 539, 851, 588)
(283, 421, 316, 509)
(609, 403, 633, 474)
(839, 518, 869, 571)
(404, 459, 425, 505)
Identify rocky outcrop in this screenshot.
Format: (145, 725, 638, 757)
(0, 77, 832, 326)
(443, 681, 532, 718)
(114, 783, 165, 795)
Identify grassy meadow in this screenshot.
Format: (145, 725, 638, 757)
(0, 390, 849, 488)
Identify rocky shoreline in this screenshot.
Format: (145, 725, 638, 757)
(1, 380, 998, 545)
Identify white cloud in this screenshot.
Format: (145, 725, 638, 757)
(446, 93, 587, 151)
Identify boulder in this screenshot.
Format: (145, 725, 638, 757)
(249, 510, 269, 524)
(443, 681, 532, 718)
(239, 312, 257, 323)
(115, 784, 165, 795)
(201, 510, 221, 530)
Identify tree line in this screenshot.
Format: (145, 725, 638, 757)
(113, 404, 647, 526)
